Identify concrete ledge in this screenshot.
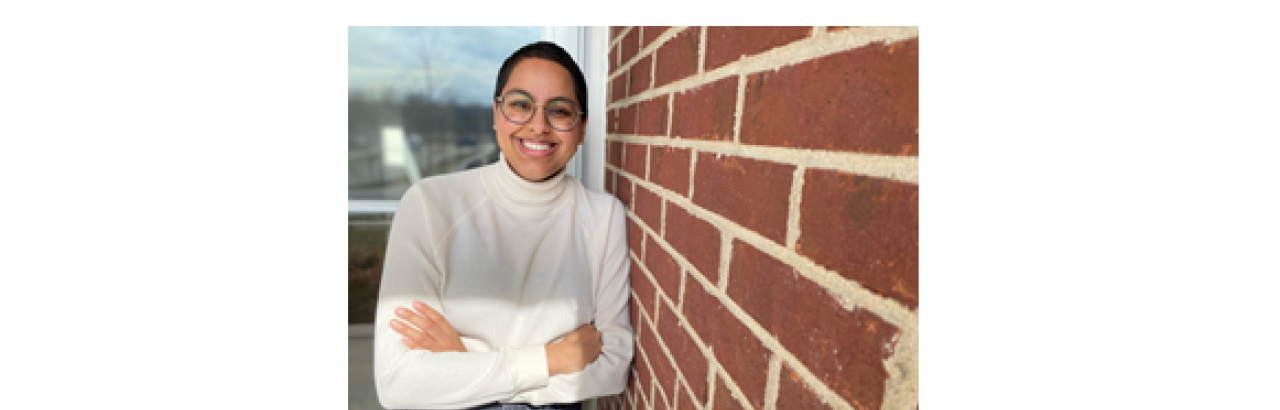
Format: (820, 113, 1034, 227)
(350, 324, 375, 338)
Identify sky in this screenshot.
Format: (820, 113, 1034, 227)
(348, 26, 540, 105)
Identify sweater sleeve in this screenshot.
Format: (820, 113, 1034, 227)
(510, 198, 636, 405)
(374, 185, 551, 410)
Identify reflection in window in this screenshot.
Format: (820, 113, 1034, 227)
(348, 26, 539, 323)
(348, 26, 539, 201)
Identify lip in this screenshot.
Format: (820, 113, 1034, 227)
(515, 137, 559, 158)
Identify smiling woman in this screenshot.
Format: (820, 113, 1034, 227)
(371, 41, 633, 410)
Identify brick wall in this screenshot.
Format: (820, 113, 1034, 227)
(600, 26, 918, 410)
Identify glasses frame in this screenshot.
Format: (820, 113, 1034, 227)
(495, 90, 586, 132)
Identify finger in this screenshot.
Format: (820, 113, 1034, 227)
(395, 307, 437, 337)
(390, 319, 432, 347)
(413, 301, 459, 337)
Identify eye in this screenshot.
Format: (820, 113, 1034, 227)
(550, 107, 573, 118)
(507, 100, 532, 111)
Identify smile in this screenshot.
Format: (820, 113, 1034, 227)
(517, 138, 559, 157)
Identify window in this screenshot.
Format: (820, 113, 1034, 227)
(348, 26, 608, 410)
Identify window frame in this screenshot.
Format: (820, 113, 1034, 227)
(348, 26, 607, 215)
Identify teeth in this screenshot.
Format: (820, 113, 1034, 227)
(521, 139, 553, 151)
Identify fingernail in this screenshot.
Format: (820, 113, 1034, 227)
(395, 307, 407, 315)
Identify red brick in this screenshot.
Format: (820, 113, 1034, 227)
(649, 145, 690, 196)
(618, 175, 634, 209)
(629, 293, 642, 340)
(630, 55, 652, 97)
(634, 185, 662, 234)
(726, 240, 899, 410)
(608, 141, 624, 168)
(682, 279, 770, 409)
(675, 385, 697, 410)
(606, 169, 616, 195)
(612, 71, 628, 103)
(643, 234, 681, 302)
(627, 215, 642, 256)
(712, 374, 748, 410)
(654, 27, 699, 88)
(608, 107, 620, 134)
(776, 363, 834, 410)
(705, 26, 810, 71)
(664, 203, 720, 282)
(613, 104, 636, 135)
(657, 297, 709, 404)
(623, 143, 647, 179)
(635, 328, 655, 405)
(636, 94, 668, 136)
(740, 38, 918, 155)
(671, 75, 737, 141)
(642, 26, 670, 49)
(621, 28, 640, 65)
(641, 320, 677, 409)
(692, 153, 794, 244)
(828, 26, 851, 32)
(799, 168, 918, 308)
(611, 26, 622, 43)
(630, 252, 656, 319)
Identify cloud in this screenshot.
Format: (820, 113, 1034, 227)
(348, 26, 539, 105)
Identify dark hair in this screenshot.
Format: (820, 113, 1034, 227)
(494, 41, 589, 119)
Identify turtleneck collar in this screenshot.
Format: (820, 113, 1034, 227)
(484, 159, 572, 217)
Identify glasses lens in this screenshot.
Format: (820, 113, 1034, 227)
(501, 92, 534, 124)
(547, 100, 579, 131)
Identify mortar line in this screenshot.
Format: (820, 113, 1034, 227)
(628, 211, 645, 260)
(685, 262, 871, 410)
(718, 231, 733, 291)
(687, 148, 697, 200)
(620, 159, 918, 410)
(660, 199, 667, 239)
(633, 197, 901, 410)
(649, 37, 657, 91)
(630, 211, 751, 409)
(606, 134, 918, 184)
(713, 364, 759, 410)
(608, 26, 918, 105)
(879, 324, 919, 410)
(812, 26, 827, 36)
(609, 26, 689, 82)
(666, 91, 674, 137)
(613, 164, 917, 326)
(785, 166, 806, 250)
(643, 145, 651, 181)
(698, 26, 707, 74)
(677, 264, 687, 311)
(763, 355, 782, 410)
(733, 74, 745, 144)
(705, 371, 717, 409)
(610, 26, 634, 50)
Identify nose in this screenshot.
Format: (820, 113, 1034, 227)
(526, 106, 553, 134)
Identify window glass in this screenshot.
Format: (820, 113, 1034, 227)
(348, 26, 540, 201)
(348, 26, 539, 326)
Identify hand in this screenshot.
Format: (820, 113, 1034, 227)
(390, 300, 467, 352)
(546, 323, 603, 376)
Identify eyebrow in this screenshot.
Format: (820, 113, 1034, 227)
(506, 88, 576, 104)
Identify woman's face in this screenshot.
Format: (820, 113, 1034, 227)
(493, 58, 586, 182)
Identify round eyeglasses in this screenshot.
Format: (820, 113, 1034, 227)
(495, 90, 585, 132)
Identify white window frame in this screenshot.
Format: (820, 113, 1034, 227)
(349, 26, 607, 215)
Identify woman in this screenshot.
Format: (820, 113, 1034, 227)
(373, 41, 633, 410)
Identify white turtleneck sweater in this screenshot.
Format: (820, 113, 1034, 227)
(373, 160, 633, 410)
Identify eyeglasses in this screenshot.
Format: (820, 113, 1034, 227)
(495, 90, 585, 132)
